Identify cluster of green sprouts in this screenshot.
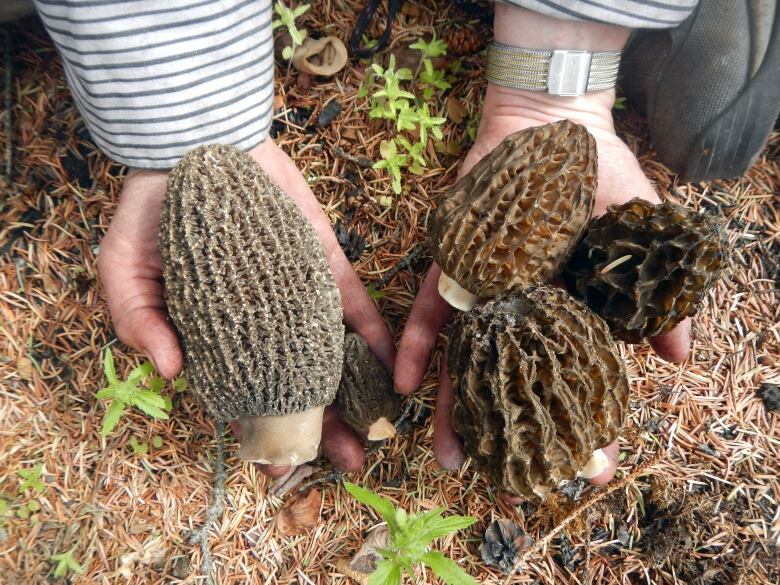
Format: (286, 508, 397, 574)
(272, 1, 311, 60)
(344, 481, 477, 585)
(96, 347, 186, 439)
(361, 34, 456, 196)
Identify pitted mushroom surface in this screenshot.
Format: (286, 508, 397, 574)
(160, 144, 344, 466)
(429, 119, 596, 310)
(448, 285, 628, 499)
(336, 333, 401, 441)
(564, 198, 727, 342)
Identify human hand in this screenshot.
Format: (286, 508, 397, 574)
(98, 139, 396, 474)
(395, 84, 691, 485)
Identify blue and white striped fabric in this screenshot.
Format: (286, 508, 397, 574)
(34, 0, 699, 169)
(35, 0, 275, 169)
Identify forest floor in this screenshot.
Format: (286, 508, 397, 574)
(1, 2, 778, 584)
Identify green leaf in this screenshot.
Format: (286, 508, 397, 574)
(51, 548, 84, 578)
(101, 400, 126, 437)
(173, 377, 188, 393)
(369, 559, 402, 585)
(129, 436, 149, 455)
(292, 4, 311, 18)
(282, 45, 294, 60)
(103, 348, 118, 385)
(420, 551, 477, 585)
(126, 361, 155, 386)
(343, 482, 398, 529)
(151, 435, 164, 449)
(419, 515, 477, 541)
(18, 464, 45, 495)
(367, 285, 387, 300)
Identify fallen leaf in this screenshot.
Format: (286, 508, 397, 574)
(350, 525, 389, 573)
(447, 96, 467, 124)
(276, 488, 321, 536)
(17, 356, 33, 380)
(480, 519, 533, 575)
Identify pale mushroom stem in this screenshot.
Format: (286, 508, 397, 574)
(366, 417, 397, 441)
(236, 406, 325, 466)
(578, 448, 610, 479)
(437, 272, 480, 311)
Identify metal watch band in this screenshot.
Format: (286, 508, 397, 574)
(485, 42, 621, 96)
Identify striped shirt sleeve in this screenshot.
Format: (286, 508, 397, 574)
(500, 0, 699, 29)
(34, 0, 275, 169)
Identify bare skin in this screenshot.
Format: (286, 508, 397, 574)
(98, 140, 396, 476)
(396, 6, 691, 489)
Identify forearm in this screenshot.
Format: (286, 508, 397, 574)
(34, 0, 275, 169)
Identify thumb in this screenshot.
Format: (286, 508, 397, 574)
(117, 306, 183, 379)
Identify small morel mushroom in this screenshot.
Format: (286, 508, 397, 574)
(336, 333, 401, 441)
(160, 144, 344, 466)
(429, 119, 596, 310)
(564, 198, 727, 342)
(448, 285, 628, 499)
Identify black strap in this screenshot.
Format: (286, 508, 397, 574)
(350, 0, 406, 59)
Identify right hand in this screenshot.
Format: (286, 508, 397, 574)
(98, 140, 397, 474)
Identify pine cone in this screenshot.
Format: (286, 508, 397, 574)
(444, 27, 485, 56)
(564, 198, 727, 342)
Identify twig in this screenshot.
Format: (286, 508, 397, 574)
(3, 28, 12, 182)
(297, 469, 344, 494)
(503, 451, 666, 583)
(188, 421, 227, 585)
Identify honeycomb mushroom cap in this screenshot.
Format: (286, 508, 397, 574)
(564, 198, 727, 342)
(336, 333, 401, 441)
(448, 285, 628, 499)
(429, 119, 596, 308)
(160, 145, 344, 462)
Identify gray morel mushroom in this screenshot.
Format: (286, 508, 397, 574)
(564, 198, 727, 342)
(160, 144, 344, 466)
(336, 333, 401, 441)
(429, 119, 596, 311)
(448, 285, 629, 499)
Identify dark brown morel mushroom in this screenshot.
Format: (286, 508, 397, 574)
(429, 119, 596, 311)
(564, 198, 726, 342)
(160, 144, 344, 466)
(448, 285, 628, 499)
(336, 333, 401, 441)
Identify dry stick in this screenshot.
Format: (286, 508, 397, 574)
(189, 421, 227, 585)
(3, 28, 12, 181)
(502, 451, 666, 584)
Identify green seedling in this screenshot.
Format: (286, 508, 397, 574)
(129, 436, 149, 456)
(97, 348, 171, 437)
(414, 103, 446, 144)
(173, 377, 188, 393)
(152, 435, 164, 449)
(410, 33, 448, 60)
(272, 1, 311, 60)
(18, 464, 45, 495)
(369, 55, 415, 121)
(397, 137, 426, 175)
(50, 548, 84, 579)
(367, 285, 387, 300)
(419, 59, 451, 100)
(373, 139, 409, 195)
(344, 481, 477, 585)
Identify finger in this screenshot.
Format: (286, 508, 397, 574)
(330, 252, 397, 373)
(433, 357, 466, 470)
(650, 318, 691, 363)
(115, 305, 183, 379)
(320, 406, 365, 472)
(395, 264, 453, 394)
(587, 440, 619, 487)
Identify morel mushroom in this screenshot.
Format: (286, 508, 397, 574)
(429, 119, 596, 311)
(336, 333, 401, 441)
(160, 145, 344, 466)
(448, 285, 628, 499)
(564, 198, 726, 342)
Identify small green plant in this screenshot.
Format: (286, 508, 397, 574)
(419, 59, 451, 100)
(173, 377, 189, 393)
(152, 435, 164, 449)
(18, 464, 45, 495)
(368, 55, 415, 121)
(272, 1, 311, 60)
(414, 103, 446, 144)
(50, 547, 84, 578)
(397, 137, 426, 175)
(129, 436, 149, 455)
(373, 139, 409, 195)
(97, 348, 171, 437)
(344, 481, 477, 585)
(410, 33, 448, 61)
